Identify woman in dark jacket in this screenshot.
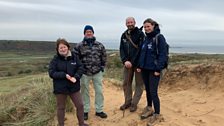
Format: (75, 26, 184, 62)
(48, 38, 88, 126)
(137, 18, 167, 125)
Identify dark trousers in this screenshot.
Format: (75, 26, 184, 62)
(141, 69, 160, 114)
(56, 91, 84, 126)
(122, 67, 144, 106)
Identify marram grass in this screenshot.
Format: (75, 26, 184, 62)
(0, 75, 74, 126)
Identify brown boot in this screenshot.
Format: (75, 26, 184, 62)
(120, 103, 131, 110)
(141, 106, 154, 120)
(129, 104, 137, 112)
(147, 114, 164, 126)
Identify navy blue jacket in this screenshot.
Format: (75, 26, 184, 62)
(138, 28, 167, 72)
(48, 52, 84, 94)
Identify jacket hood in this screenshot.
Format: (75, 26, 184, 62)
(145, 26, 160, 39)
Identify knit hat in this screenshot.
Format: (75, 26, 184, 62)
(83, 25, 94, 34)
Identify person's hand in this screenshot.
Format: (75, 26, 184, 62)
(154, 72, 160, 76)
(136, 68, 141, 72)
(124, 61, 132, 68)
(69, 77, 77, 83)
(66, 74, 71, 80)
(66, 74, 77, 83)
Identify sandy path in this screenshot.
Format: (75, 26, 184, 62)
(59, 79, 224, 126)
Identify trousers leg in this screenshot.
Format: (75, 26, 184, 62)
(80, 74, 91, 113)
(122, 67, 134, 105)
(131, 68, 144, 106)
(92, 72, 104, 113)
(56, 94, 67, 126)
(141, 69, 152, 107)
(69, 92, 84, 126)
(149, 71, 160, 114)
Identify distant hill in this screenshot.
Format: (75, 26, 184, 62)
(0, 40, 76, 52)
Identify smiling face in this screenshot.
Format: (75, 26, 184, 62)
(126, 17, 136, 30)
(58, 43, 69, 56)
(84, 29, 94, 38)
(144, 22, 154, 33)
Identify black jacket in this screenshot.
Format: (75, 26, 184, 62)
(120, 27, 144, 67)
(48, 52, 84, 94)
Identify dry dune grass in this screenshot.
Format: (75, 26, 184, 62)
(1, 61, 224, 126)
(49, 63, 224, 126)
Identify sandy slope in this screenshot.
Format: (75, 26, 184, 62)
(54, 63, 224, 126)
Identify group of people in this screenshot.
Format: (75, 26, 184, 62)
(48, 17, 168, 126)
(120, 17, 168, 126)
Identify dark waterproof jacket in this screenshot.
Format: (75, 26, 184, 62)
(138, 27, 167, 72)
(120, 27, 144, 67)
(48, 52, 84, 94)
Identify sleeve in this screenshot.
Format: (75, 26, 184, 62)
(73, 55, 84, 80)
(155, 34, 168, 72)
(100, 43, 107, 71)
(73, 44, 81, 59)
(119, 33, 127, 64)
(48, 56, 66, 79)
(136, 31, 145, 67)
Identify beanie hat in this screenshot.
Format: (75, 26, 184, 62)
(83, 25, 94, 34)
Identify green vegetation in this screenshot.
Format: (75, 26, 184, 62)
(105, 53, 123, 80)
(168, 53, 224, 69)
(170, 53, 224, 63)
(0, 51, 53, 77)
(1, 48, 224, 125)
(0, 75, 55, 125)
(0, 74, 74, 126)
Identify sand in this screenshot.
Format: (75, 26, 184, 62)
(55, 63, 224, 126)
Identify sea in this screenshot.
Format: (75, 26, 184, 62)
(103, 42, 224, 54)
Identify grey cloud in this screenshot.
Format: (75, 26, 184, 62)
(99, 0, 224, 15)
(0, 0, 224, 46)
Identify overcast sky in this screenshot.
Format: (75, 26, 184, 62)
(1, 0, 224, 47)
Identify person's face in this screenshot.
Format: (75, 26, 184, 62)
(144, 22, 154, 33)
(84, 30, 94, 38)
(126, 19, 136, 30)
(58, 43, 69, 56)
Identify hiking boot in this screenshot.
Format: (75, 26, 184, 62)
(129, 104, 137, 112)
(84, 112, 88, 120)
(147, 114, 164, 126)
(140, 106, 154, 120)
(120, 103, 131, 110)
(95, 112, 107, 118)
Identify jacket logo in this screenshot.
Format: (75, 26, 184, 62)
(147, 44, 152, 49)
(71, 62, 76, 65)
(123, 38, 127, 43)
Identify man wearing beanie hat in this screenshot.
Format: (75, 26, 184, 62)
(83, 25, 94, 34)
(74, 25, 107, 120)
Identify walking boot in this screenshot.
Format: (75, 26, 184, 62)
(120, 103, 131, 110)
(141, 106, 154, 120)
(130, 104, 137, 112)
(147, 114, 164, 126)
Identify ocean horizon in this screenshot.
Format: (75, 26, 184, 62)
(103, 42, 224, 54)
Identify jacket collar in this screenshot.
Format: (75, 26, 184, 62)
(57, 50, 72, 60)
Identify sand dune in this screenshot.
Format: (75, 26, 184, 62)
(54, 63, 224, 126)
